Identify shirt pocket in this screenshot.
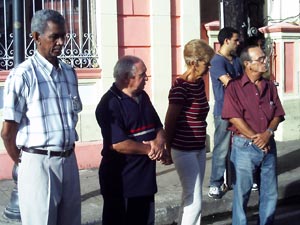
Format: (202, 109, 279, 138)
(261, 100, 276, 121)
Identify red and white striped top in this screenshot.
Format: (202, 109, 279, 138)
(168, 78, 209, 151)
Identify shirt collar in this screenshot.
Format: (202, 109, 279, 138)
(241, 73, 267, 89)
(110, 83, 143, 100)
(241, 74, 251, 86)
(34, 51, 62, 75)
(109, 83, 129, 100)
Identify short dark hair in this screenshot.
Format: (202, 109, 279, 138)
(218, 27, 239, 45)
(246, 31, 265, 48)
(31, 9, 65, 34)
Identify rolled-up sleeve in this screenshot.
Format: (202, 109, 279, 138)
(222, 81, 243, 120)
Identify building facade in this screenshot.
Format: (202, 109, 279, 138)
(0, 0, 299, 179)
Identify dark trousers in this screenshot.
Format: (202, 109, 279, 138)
(102, 195, 155, 225)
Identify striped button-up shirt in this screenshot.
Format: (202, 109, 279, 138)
(3, 52, 82, 151)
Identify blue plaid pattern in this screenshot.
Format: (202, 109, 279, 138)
(3, 52, 82, 151)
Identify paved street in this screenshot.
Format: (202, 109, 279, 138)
(0, 139, 299, 225)
(201, 196, 300, 225)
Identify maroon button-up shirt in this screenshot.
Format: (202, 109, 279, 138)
(222, 74, 285, 134)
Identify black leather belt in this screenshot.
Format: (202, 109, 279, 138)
(22, 147, 74, 157)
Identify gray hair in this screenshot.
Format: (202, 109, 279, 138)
(240, 45, 257, 69)
(31, 9, 65, 34)
(113, 55, 142, 81)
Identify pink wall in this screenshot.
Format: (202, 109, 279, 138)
(117, 0, 152, 95)
(284, 42, 294, 93)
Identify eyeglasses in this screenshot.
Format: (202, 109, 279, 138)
(137, 72, 149, 80)
(251, 56, 267, 63)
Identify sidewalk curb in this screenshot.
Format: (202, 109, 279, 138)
(0, 140, 299, 225)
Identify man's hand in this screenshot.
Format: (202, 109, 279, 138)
(144, 128, 166, 160)
(251, 130, 272, 153)
(143, 139, 164, 160)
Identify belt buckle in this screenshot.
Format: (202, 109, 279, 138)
(63, 149, 73, 157)
(64, 150, 70, 157)
(59, 151, 65, 157)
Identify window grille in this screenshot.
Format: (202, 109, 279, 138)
(0, 0, 99, 70)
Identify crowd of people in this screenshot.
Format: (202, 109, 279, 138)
(1, 9, 285, 225)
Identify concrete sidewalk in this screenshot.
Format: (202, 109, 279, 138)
(0, 139, 299, 225)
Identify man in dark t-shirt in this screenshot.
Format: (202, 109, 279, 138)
(208, 27, 243, 199)
(95, 55, 167, 225)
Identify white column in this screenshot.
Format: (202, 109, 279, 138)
(178, 0, 201, 75)
(96, 0, 119, 96)
(150, 0, 172, 120)
(203, 22, 220, 152)
(180, 0, 201, 47)
(266, 0, 300, 26)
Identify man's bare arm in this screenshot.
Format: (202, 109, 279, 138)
(219, 74, 232, 87)
(229, 118, 256, 138)
(1, 121, 20, 164)
(112, 128, 166, 161)
(112, 139, 151, 155)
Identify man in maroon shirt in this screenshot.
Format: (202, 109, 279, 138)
(222, 46, 285, 225)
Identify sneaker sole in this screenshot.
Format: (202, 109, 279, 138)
(208, 192, 222, 199)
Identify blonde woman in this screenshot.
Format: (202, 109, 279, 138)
(164, 39, 214, 225)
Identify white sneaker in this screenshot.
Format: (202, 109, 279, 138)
(252, 183, 259, 191)
(208, 186, 222, 199)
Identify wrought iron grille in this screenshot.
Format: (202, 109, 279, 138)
(0, 0, 99, 70)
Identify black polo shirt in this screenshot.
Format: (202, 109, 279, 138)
(95, 83, 163, 197)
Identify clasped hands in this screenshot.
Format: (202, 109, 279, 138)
(250, 131, 272, 153)
(143, 140, 173, 165)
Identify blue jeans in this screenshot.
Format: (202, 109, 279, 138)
(209, 116, 231, 187)
(231, 135, 277, 225)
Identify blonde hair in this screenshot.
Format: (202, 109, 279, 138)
(184, 39, 215, 65)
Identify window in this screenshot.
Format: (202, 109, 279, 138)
(0, 0, 99, 70)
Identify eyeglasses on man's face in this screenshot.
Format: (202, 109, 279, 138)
(251, 56, 267, 63)
(136, 71, 149, 80)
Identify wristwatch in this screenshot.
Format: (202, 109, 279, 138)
(267, 128, 274, 136)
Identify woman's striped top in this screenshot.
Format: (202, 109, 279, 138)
(168, 77, 209, 150)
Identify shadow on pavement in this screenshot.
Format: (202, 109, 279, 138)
(282, 180, 300, 199)
(81, 189, 100, 202)
(277, 149, 300, 175)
